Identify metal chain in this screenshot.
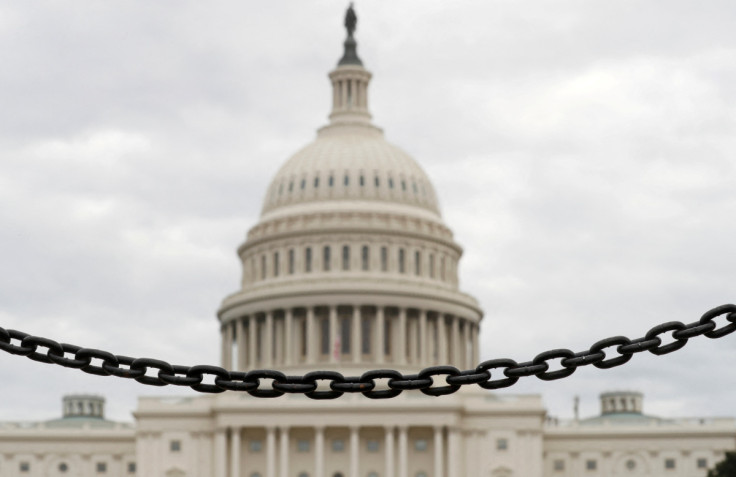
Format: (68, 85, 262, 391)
(1, 304, 734, 399)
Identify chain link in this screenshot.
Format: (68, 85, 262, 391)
(1, 304, 734, 399)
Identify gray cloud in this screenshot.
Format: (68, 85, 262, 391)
(0, 1, 734, 422)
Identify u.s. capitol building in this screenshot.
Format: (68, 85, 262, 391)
(1, 7, 734, 477)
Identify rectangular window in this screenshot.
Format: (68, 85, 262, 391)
(361, 245, 369, 271)
(323, 246, 331, 271)
(305, 247, 312, 273)
(273, 252, 280, 277)
(414, 250, 421, 275)
(288, 249, 295, 274)
(170, 440, 181, 452)
(697, 458, 707, 469)
(381, 246, 388, 271)
(297, 439, 310, 452)
(429, 254, 435, 278)
(344, 174, 349, 186)
(127, 462, 136, 473)
(496, 438, 508, 450)
(366, 439, 379, 452)
(332, 439, 345, 452)
(342, 245, 350, 271)
(97, 462, 107, 473)
(665, 458, 676, 469)
(261, 254, 267, 279)
(320, 318, 330, 355)
(250, 440, 263, 452)
(553, 460, 565, 471)
(440, 256, 446, 280)
(20, 462, 30, 472)
(398, 248, 405, 273)
(341, 316, 351, 354)
(329, 175, 334, 186)
(361, 315, 371, 354)
(586, 459, 596, 470)
(414, 439, 428, 451)
(314, 176, 319, 188)
(360, 175, 365, 186)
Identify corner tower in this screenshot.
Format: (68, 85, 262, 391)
(217, 5, 482, 373)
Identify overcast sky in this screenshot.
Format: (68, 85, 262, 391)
(0, 1, 734, 423)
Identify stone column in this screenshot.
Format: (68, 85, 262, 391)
(214, 429, 227, 477)
(350, 426, 359, 477)
(315, 426, 325, 477)
(398, 308, 407, 365)
(419, 310, 428, 366)
(266, 426, 276, 477)
(279, 426, 289, 477)
(438, 315, 448, 365)
(249, 316, 257, 368)
(459, 320, 467, 369)
(329, 305, 338, 364)
(352, 306, 361, 363)
(222, 322, 232, 369)
(375, 307, 385, 364)
(398, 426, 408, 477)
(434, 426, 444, 477)
(284, 309, 293, 366)
(265, 311, 274, 367)
(447, 427, 460, 477)
(237, 318, 247, 371)
(384, 426, 395, 477)
(230, 427, 241, 477)
(306, 307, 316, 363)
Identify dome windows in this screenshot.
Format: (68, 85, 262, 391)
(273, 252, 280, 277)
(342, 246, 350, 271)
(374, 176, 380, 187)
(388, 178, 394, 189)
(360, 175, 365, 186)
(314, 176, 320, 188)
(300, 179, 306, 190)
(323, 246, 331, 271)
(414, 251, 421, 275)
(398, 248, 405, 273)
(344, 174, 349, 186)
(401, 180, 406, 191)
(380, 247, 388, 272)
(329, 175, 334, 187)
(288, 249, 295, 274)
(305, 247, 313, 273)
(361, 246, 369, 271)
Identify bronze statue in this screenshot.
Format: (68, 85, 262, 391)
(345, 3, 357, 38)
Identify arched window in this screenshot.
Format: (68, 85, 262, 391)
(342, 245, 350, 271)
(323, 246, 331, 271)
(361, 246, 369, 271)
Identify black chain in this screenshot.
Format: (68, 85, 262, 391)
(1, 304, 734, 399)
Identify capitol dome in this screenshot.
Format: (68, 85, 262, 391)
(261, 122, 441, 219)
(218, 13, 482, 374)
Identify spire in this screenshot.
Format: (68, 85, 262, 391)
(338, 3, 363, 66)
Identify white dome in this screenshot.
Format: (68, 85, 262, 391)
(261, 123, 441, 218)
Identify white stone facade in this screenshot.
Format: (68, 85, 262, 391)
(2, 13, 735, 477)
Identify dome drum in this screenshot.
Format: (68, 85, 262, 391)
(219, 303, 480, 374)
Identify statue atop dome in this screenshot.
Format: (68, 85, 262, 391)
(338, 3, 363, 66)
(345, 3, 357, 38)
